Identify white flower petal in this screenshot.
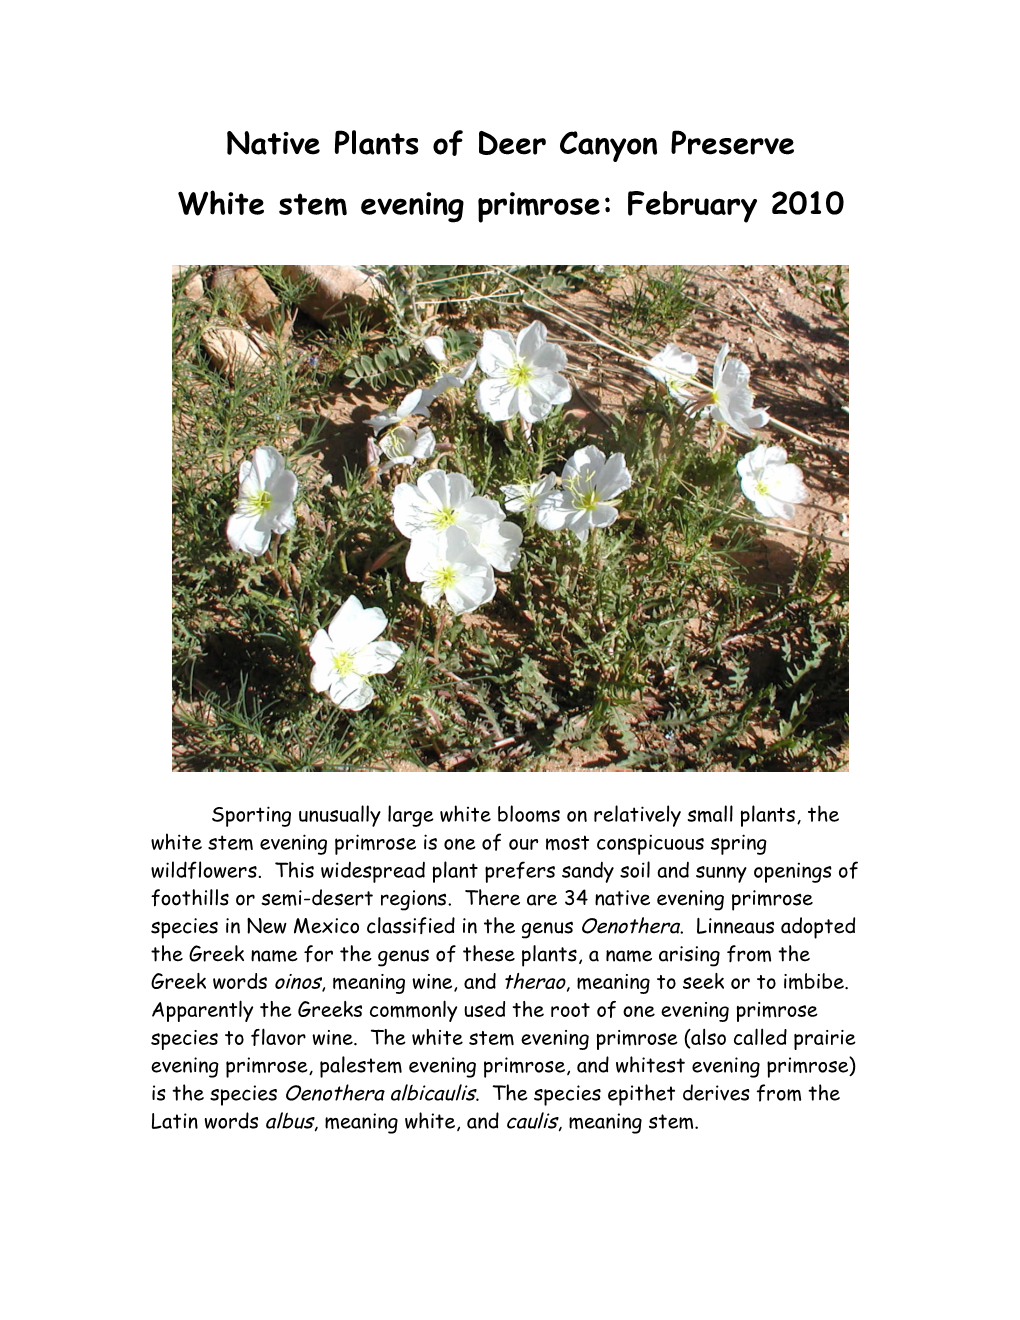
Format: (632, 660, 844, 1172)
(414, 427, 437, 459)
(355, 639, 403, 676)
(565, 446, 606, 480)
(594, 452, 632, 500)
(391, 482, 434, 537)
(478, 329, 517, 374)
(712, 343, 729, 390)
(466, 517, 523, 571)
(516, 320, 549, 360)
(566, 512, 593, 544)
(404, 534, 439, 582)
(226, 512, 270, 556)
(476, 376, 518, 421)
(588, 503, 619, 529)
(446, 566, 496, 614)
(310, 659, 336, 693)
(721, 357, 751, 390)
(529, 341, 569, 373)
(251, 446, 282, 485)
(423, 373, 463, 401)
(535, 490, 572, 530)
(459, 496, 503, 528)
(333, 598, 388, 652)
(516, 387, 554, 424)
(331, 674, 375, 710)
(647, 345, 698, 385)
(308, 628, 333, 667)
(526, 371, 572, 407)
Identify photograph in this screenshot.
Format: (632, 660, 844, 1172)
(172, 264, 849, 772)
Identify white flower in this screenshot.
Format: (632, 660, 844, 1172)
(466, 518, 523, 572)
(405, 527, 495, 614)
(226, 446, 298, 556)
(369, 388, 433, 435)
(736, 444, 807, 521)
(430, 358, 478, 397)
(392, 469, 501, 540)
(377, 425, 436, 475)
(706, 343, 770, 437)
(646, 344, 700, 402)
(423, 335, 447, 363)
(309, 596, 402, 710)
(370, 362, 477, 435)
(536, 446, 631, 544)
(501, 474, 556, 513)
(476, 321, 571, 424)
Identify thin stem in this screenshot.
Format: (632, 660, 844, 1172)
(709, 504, 849, 546)
(769, 418, 846, 457)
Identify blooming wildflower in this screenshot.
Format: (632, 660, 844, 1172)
(309, 596, 402, 711)
(466, 518, 523, 572)
(423, 335, 447, 363)
(368, 388, 434, 435)
(377, 425, 436, 475)
(430, 358, 478, 398)
(392, 470, 501, 541)
(370, 362, 476, 436)
(501, 474, 556, 513)
(736, 444, 807, 521)
(476, 321, 571, 424)
(646, 344, 700, 402)
(706, 343, 770, 437)
(536, 446, 631, 544)
(226, 446, 298, 556)
(405, 527, 496, 614)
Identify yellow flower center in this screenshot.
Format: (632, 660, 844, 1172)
(332, 651, 356, 677)
(564, 474, 600, 511)
(429, 506, 458, 529)
(505, 360, 534, 389)
(431, 565, 459, 590)
(244, 488, 273, 516)
(755, 478, 771, 496)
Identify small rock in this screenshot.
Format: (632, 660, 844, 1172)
(201, 324, 265, 379)
(173, 265, 204, 301)
(281, 264, 386, 322)
(211, 266, 291, 340)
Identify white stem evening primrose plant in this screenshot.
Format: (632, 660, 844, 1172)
(369, 362, 477, 436)
(705, 343, 770, 438)
(422, 335, 447, 363)
(736, 444, 807, 520)
(308, 596, 403, 710)
(392, 470, 502, 540)
(536, 445, 632, 544)
(226, 445, 298, 557)
(431, 358, 477, 394)
(465, 517, 523, 572)
(501, 475, 557, 514)
(377, 425, 437, 475)
(368, 387, 435, 436)
(646, 344, 700, 402)
(404, 527, 496, 614)
(476, 321, 571, 424)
